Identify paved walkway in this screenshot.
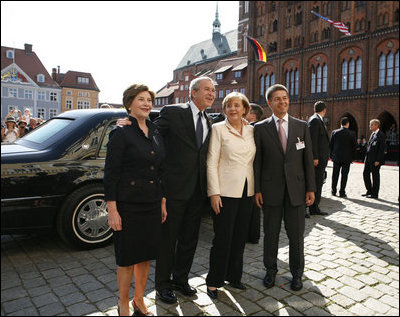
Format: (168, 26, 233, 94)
(1, 162, 399, 316)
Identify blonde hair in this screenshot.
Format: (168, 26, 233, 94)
(222, 92, 250, 116)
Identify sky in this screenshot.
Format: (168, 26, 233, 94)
(1, 1, 239, 104)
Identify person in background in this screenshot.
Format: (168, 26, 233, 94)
(245, 103, 264, 244)
(329, 117, 357, 198)
(1, 123, 6, 142)
(22, 108, 33, 123)
(205, 92, 256, 299)
(101, 103, 112, 109)
(362, 119, 386, 199)
(307, 101, 330, 217)
(17, 119, 29, 137)
(2, 116, 19, 143)
(28, 118, 38, 131)
(104, 83, 167, 316)
(254, 84, 315, 292)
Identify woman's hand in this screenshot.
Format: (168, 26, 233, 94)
(161, 197, 167, 223)
(210, 195, 223, 215)
(107, 201, 122, 231)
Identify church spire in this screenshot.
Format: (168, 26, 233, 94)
(213, 2, 221, 34)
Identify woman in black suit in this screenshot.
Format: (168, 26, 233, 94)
(104, 84, 166, 316)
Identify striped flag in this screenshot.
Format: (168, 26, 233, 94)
(311, 11, 352, 36)
(246, 36, 267, 62)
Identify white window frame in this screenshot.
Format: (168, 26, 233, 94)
(216, 73, 223, 80)
(66, 99, 73, 110)
(49, 109, 57, 118)
(9, 87, 17, 98)
(240, 88, 246, 94)
(67, 90, 72, 96)
(38, 91, 46, 100)
(6, 50, 14, 59)
(37, 108, 45, 119)
(37, 74, 45, 83)
(219, 90, 224, 98)
(50, 92, 57, 101)
(24, 89, 33, 99)
(185, 75, 189, 82)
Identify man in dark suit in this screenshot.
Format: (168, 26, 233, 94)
(307, 101, 330, 217)
(362, 119, 386, 199)
(254, 84, 316, 292)
(330, 117, 357, 198)
(154, 77, 215, 303)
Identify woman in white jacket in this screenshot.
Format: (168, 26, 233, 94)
(206, 92, 256, 299)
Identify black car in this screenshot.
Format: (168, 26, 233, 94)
(1, 108, 159, 249)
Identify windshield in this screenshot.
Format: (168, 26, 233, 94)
(21, 118, 73, 144)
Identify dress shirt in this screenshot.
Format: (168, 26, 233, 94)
(272, 113, 289, 139)
(190, 101, 208, 143)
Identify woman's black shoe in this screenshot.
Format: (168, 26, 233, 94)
(207, 287, 218, 299)
(228, 282, 246, 290)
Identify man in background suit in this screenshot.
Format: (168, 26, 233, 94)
(307, 101, 330, 217)
(362, 119, 386, 199)
(330, 117, 357, 198)
(254, 84, 315, 291)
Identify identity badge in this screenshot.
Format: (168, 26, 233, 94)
(296, 137, 305, 150)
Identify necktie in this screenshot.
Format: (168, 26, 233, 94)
(278, 119, 287, 153)
(196, 112, 203, 149)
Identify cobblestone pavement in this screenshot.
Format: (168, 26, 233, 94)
(1, 162, 399, 316)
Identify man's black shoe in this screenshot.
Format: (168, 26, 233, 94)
(156, 289, 177, 304)
(362, 192, 371, 197)
(366, 195, 378, 199)
(339, 193, 347, 198)
(290, 277, 303, 291)
(228, 281, 246, 290)
(331, 190, 337, 196)
(305, 212, 310, 218)
(263, 273, 276, 288)
(309, 210, 328, 216)
(206, 287, 218, 299)
(172, 283, 197, 296)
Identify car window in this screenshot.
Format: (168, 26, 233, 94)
(21, 119, 73, 144)
(98, 121, 117, 158)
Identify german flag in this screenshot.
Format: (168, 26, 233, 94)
(246, 36, 267, 63)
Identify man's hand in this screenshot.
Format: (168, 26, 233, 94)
(116, 117, 131, 127)
(313, 159, 319, 167)
(374, 161, 380, 167)
(255, 192, 263, 208)
(161, 197, 167, 223)
(210, 195, 223, 215)
(305, 192, 315, 206)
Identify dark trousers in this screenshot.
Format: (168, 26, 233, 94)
(247, 200, 261, 243)
(331, 161, 351, 194)
(363, 162, 381, 196)
(155, 182, 206, 291)
(263, 187, 305, 278)
(206, 183, 253, 288)
(309, 160, 327, 212)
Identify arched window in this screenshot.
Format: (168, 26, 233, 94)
(295, 69, 299, 95)
(379, 53, 386, 86)
(356, 58, 362, 89)
(311, 66, 316, 93)
(348, 59, 355, 90)
(271, 73, 275, 86)
(290, 70, 295, 94)
(387, 52, 394, 85)
(265, 74, 270, 92)
(286, 71, 290, 93)
(395, 51, 399, 85)
(260, 75, 265, 96)
(342, 60, 348, 90)
(323, 64, 328, 92)
(317, 65, 322, 93)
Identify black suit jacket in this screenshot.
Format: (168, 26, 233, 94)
(154, 103, 213, 200)
(330, 127, 357, 163)
(365, 130, 386, 165)
(104, 116, 165, 203)
(254, 115, 316, 207)
(308, 113, 330, 162)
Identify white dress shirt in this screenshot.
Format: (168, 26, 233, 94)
(189, 101, 208, 143)
(272, 113, 289, 139)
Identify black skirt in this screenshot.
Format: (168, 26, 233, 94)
(113, 201, 162, 267)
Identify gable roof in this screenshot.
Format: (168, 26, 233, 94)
(1, 45, 60, 89)
(156, 84, 179, 98)
(175, 29, 238, 70)
(57, 70, 100, 92)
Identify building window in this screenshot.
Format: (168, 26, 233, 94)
(49, 109, 57, 118)
(84, 101, 90, 109)
(285, 69, 299, 96)
(295, 70, 299, 95)
(234, 71, 242, 78)
(260, 75, 265, 96)
(342, 60, 348, 90)
(323, 64, 328, 92)
(8, 87, 17, 98)
(311, 64, 328, 93)
(37, 108, 45, 119)
(78, 101, 83, 109)
(240, 88, 246, 94)
(38, 91, 46, 100)
(24, 90, 33, 99)
(180, 85, 184, 91)
(85, 92, 90, 97)
(356, 58, 362, 89)
(67, 91, 72, 96)
(378, 51, 399, 86)
(387, 52, 394, 85)
(295, 11, 302, 25)
(348, 59, 355, 90)
(219, 90, 224, 98)
(216, 73, 223, 80)
(265, 74, 270, 94)
(185, 85, 189, 90)
(226, 89, 231, 95)
(66, 99, 73, 110)
(50, 92, 57, 101)
(395, 51, 399, 85)
(77, 76, 89, 84)
(185, 75, 189, 82)
(6, 50, 14, 59)
(244, 1, 249, 14)
(175, 97, 179, 104)
(37, 74, 45, 83)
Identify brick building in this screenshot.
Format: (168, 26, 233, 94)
(239, 1, 399, 143)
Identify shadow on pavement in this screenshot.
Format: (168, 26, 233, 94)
(345, 197, 399, 211)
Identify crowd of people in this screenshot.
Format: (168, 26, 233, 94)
(1, 108, 44, 143)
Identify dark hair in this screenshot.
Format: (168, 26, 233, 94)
(249, 103, 263, 121)
(314, 101, 327, 113)
(266, 84, 288, 101)
(341, 117, 349, 126)
(122, 84, 155, 112)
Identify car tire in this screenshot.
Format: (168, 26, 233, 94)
(56, 183, 113, 249)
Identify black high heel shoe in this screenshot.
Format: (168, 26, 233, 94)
(207, 287, 218, 299)
(132, 299, 154, 316)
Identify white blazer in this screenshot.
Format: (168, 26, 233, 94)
(207, 119, 256, 198)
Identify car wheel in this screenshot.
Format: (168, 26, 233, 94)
(56, 183, 112, 249)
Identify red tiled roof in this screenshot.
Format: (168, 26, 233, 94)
(58, 70, 100, 92)
(1, 45, 60, 89)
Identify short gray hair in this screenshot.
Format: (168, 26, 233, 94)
(189, 76, 215, 99)
(266, 84, 289, 101)
(370, 119, 380, 127)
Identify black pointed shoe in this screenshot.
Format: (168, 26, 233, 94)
(207, 287, 218, 299)
(172, 283, 197, 296)
(290, 277, 303, 291)
(228, 281, 246, 290)
(263, 273, 276, 288)
(156, 289, 177, 304)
